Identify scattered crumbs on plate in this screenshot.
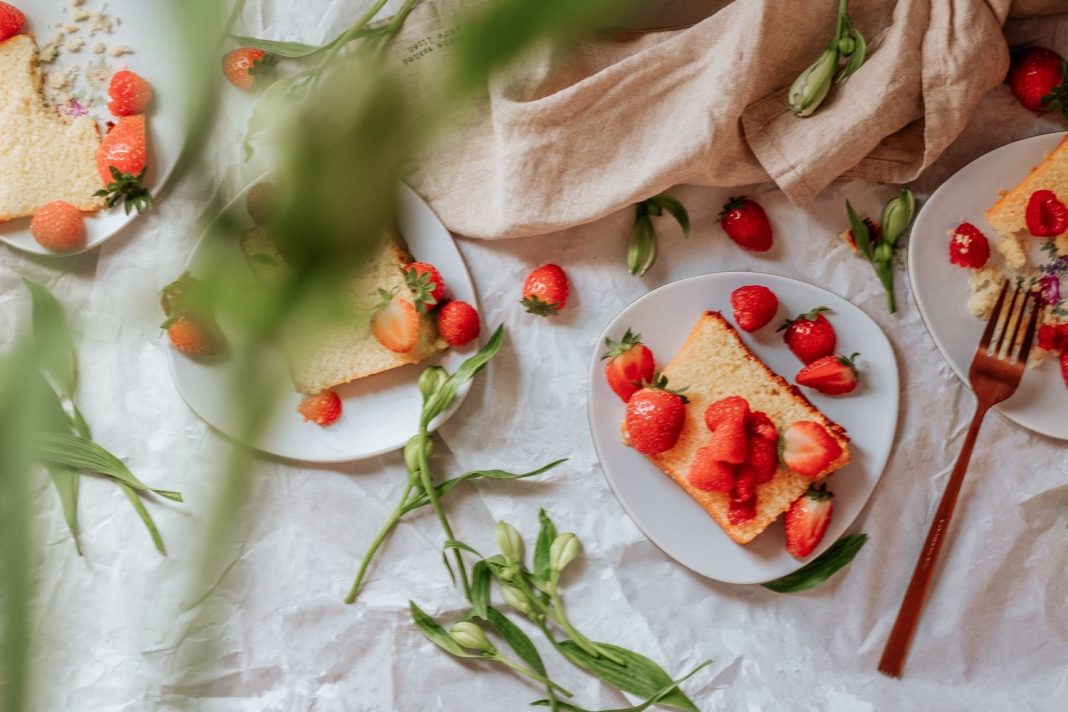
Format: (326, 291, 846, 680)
(38, 2, 131, 115)
(72, 8, 89, 22)
(64, 36, 85, 53)
(108, 44, 132, 57)
(93, 42, 106, 54)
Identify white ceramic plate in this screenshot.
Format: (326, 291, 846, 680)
(908, 131, 1068, 441)
(587, 272, 899, 584)
(0, 0, 190, 255)
(167, 182, 479, 463)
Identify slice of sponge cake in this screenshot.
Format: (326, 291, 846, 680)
(0, 35, 103, 221)
(648, 312, 851, 544)
(239, 226, 445, 394)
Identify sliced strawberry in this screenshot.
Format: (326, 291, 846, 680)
(706, 420, 748, 465)
(688, 446, 736, 493)
(732, 470, 756, 503)
(602, 328, 656, 402)
(745, 410, 778, 443)
(371, 290, 420, 353)
(1037, 324, 1068, 352)
(1061, 351, 1068, 389)
(727, 498, 756, 525)
(784, 484, 834, 558)
(782, 421, 843, 478)
(1025, 190, 1068, 237)
(298, 390, 342, 426)
(704, 395, 750, 432)
(739, 434, 778, 484)
(796, 353, 860, 396)
(730, 285, 779, 332)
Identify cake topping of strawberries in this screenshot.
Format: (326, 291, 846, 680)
(223, 47, 276, 92)
(727, 499, 756, 525)
(782, 421, 843, 478)
(521, 263, 570, 317)
(624, 375, 688, 455)
(0, 2, 25, 42)
(703, 395, 750, 464)
(784, 484, 834, 559)
(437, 300, 481, 347)
(1025, 189, 1068, 237)
(948, 222, 991, 269)
(719, 196, 773, 252)
(298, 390, 342, 427)
(739, 435, 778, 484)
(602, 328, 656, 403)
(745, 410, 778, 443)
(405, 262, 446, 313)
(1060, 351, 1068, 389)
(796, 352, 860, 396)
(704, 395, 750, 432)
(372, 289, 421, 353)
(687, 446, 736, 493)
(1038, 324, 1068, 352)
(107, 70, 153, 117)
(778, 307, 836, 364)
(730, 285, 779, 332)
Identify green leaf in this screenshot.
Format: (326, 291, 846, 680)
(486, 607, 546, 674)
(532, 661, 712, 711)
(29, 432, 183, 503)
(409, 601, 483, 659)
(229, 35, 327, 58)
(533, 509, 558, 581)
(627, 214, 657, 277)
(556, 641, 700, 712)
(401, 459, 565, 514)
(47, 466, 82, 556)
(444, 539, 484, 558)
(649, 195, 690, 238)
(422, 325, 505, 425)
(762, 533, 868, 593)
(845, 201, 873, 261)
(251, 253, 278, 266)
(117, 482, 167, 555)
(470, 561, 493, 620)
(23, 279, 76, 398)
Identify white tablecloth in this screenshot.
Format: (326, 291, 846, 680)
(6, 3, 1068, 711)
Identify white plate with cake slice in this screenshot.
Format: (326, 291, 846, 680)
(908, 131, 1068, 441)
(587, 272, 898, 585)
(0, 0, 191, 255)
(167, 181, 480, 463)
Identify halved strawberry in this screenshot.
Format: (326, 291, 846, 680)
(1026, 190, 1068, 237)
(739, 434, 778, 484)
(745, 410, 778, 443)
(784, 484, 834, 558)
(602, 328, 656, 402)
(298, 390, 342, 426)
(782, 421, 843, 478)
(688, 446, 735, 493)
(796, 353, 860, 396)
(704, 396, 750, 464)
(727, 498, 756, 525)
(371, 289, 420, 353)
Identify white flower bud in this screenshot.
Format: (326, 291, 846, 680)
(787, 47, 838, 117)
(549, 532, 580, 574)
(450, 621, 495, 654)
(495, 521, 524, 564)
(501, 584, 532, 615)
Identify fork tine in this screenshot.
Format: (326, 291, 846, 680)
(994, 283, 1022, 356)
(1016, 291, 1043, 365)
(1006, 287, 1034, 361)
(979, 281, 1010, 351)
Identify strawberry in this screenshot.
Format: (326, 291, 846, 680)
(732, 470, 757, 503)
(521, 263, 569, 316)
(796, 352, 860, 396)
(165, 314, 224, 356)
(405, 261, 446, 313)
(1061, 351, 1068, 389)
(436, 300, 480, 346)
(706, 418, 748, 465)
(778, 307, 836, 364)
(371, 290, 421, 353)
(601, 328, 655, 402)
(782, 421, 843, 478)
(30, 201, 85, 252)
(739, 434, 778, 484)
(730, 285, 779, 332)
(0, 2, 24, 41)
(704, 395, 750, 432)
(719, 196, 773, 252)
(687, 446, 736, 493)
(624, 375, 688, 455)
(246, 181, 277, 226)
(948, 222, 990, 269)
(784, 484, 834, 558)
(106, 70, 153, 116)
(222, 47, 276, 92)
(160, 272, 212, 318)
(1025, 190, 1068, 237)
(745, 410, 778, 443)
(1037, 324, 1068, 352)
(298, 390, 342, 427)
(727, 499, 756, 525)
(1007, 47, 1068, 117)
(94, 114, 151, 215)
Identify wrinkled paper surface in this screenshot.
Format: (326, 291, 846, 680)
(3, 2, 1067, 711)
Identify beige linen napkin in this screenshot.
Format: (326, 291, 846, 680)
(391, 0, 1055, 239)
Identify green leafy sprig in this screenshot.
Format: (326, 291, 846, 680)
(787, 0, 867, 117)
(845, 189, 916, 314)
(627, 194, 690, 277)
(762, 534, 868, 593)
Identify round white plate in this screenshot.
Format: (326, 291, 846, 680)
(587, 272, 899, 585)
(168, 182, 479, 463)
(908, 131, 1068, 441)
(0, 0, 190, 255)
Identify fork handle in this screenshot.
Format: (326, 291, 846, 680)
(877, 401, 991, 678)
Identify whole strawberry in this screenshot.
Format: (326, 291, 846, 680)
(1037, 324, 1068, 352)
(730, 284, 779, 332)
(719, 197, 773, 252)
(0, 1, 24, 41)
(521, 263, 569, 316)
(405, 261, 446, 313)
(1061, 351, 1068, 389)
(299, 390, 342, 427)
(1025, 190, 1068, 237)
(602, 328, 655, 402)
(437, 300, 480, 346)
(94, 114, 152, 214)
(948, 222, 991, 269)
(107, 70, 153, 117)
(779, 307, 836, 364)
(624, 375, 688, 455)
(30, 201, 85, 252)
(165, 314, 225, 356)
(222, 47, 276, 92)
(784, 484, 834, 559)
(1007, 47, 1068, 117)
(796, 353, 860, 396)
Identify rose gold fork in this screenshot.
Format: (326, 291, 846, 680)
(878, 281, 1043, 678)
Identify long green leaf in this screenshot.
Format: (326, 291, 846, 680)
(401, 459, 565, 514)
(557, 641, 699, 712)
(762, 534, 868, 593)
(649, 195, 690, 238)
(532, 661, 711, 712)
(470, 562, 493, 620)
(29, 432, 183, 502)
(533, 509, 557, 582)
(229, 35, 327, 58)
(117, 482, 167, 555)
(845, 201, 873, 261)
(23, 278, 76, 398)
(487, 606, 560, 709)
(422, 325, 505, 425)
(47, 466, 82, 556)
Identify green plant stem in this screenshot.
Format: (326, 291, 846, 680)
(372, 0, 420, 60)
(414, 427, 471, 598)
(315, 0, 391, 75)
(493, 655, 574, 697)
(876, 263, 896, 314)
(345, 482, 415, 603)
(549, 592, 625, 666)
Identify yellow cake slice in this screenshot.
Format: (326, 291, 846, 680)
(984, 134, 1068, 261)
(239, 226, 445, 394)
(648, 312, 851, 545)
(0, 35, 102, 221)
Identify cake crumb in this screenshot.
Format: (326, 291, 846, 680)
(72, 8, 89, 22)
(966, 267, 1005, 319)
(93, 42, 106, 54)
(64, 36, 85, 53)
(995, 234, 1027, 271)
(107, 44, 132, 57)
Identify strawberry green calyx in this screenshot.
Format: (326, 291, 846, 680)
(718, 195, 749, 220)
(94, 166, 152, 215)
(805, 483, 834, 502)
(520, 294, 561, 317)
(404, 268, 438, 313)
(601, 328, 642, 360)
(837, 352, 861, 374)
(777, 306, 831, 332)
(1040, 59, 1068, 120)
(646, 372, 689, 403)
